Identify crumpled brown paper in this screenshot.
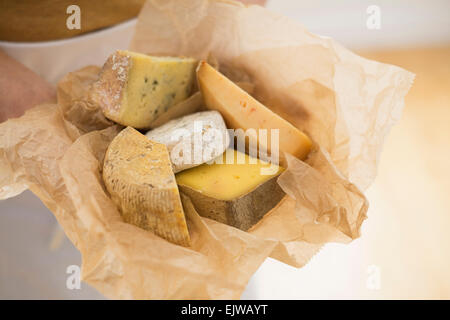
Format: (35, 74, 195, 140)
(0, 0, 414, 299)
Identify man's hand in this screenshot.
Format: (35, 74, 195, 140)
(0, 49, 55, 123)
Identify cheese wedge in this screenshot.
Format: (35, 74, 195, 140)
(91, 50, 197, 129)
(176, 149, 285, 231)
(147, 92, 203, 129)
(146, 111, 230, 173)
(103, 127, 190, 246)
(197, 61, 312, 163)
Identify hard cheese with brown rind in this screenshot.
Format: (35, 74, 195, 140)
(103, 126, 190, 246)
(197, 61, 312, 162)
(176, 149, 285, 231)
(91, 50, 197, 129)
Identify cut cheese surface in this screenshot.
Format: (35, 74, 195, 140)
(176, 149, 284, 201)
(197, 61, 312, 161)
(103, 126, 190, 246)
(176, 149, 285, 231)
(92, 50, 197, 129)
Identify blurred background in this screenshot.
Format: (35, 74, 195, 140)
(1, 0, 449, 299)
(246, 0, 450, 299)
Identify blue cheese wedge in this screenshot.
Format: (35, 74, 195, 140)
(91, 50, 197, 129)
(103, 127, 190, 246)
(145, 111, 230, 173)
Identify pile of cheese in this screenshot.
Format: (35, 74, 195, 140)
(94, 50, 312, 246)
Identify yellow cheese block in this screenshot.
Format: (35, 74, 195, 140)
(91, 50, 197, 129)
(197, 61, 312, 162)
(103, 127, 190, 246)
(176, 149, 285, 231)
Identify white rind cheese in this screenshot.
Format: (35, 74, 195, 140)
(145, 111, 230, 173)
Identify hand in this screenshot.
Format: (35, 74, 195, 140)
(0, 49, 55, 123)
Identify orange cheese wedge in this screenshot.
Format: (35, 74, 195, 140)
(197, 61, 312, 162)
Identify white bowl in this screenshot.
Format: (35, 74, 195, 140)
(0, 18, 137, 84)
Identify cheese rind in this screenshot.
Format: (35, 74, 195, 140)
(145, 111, 230, 173)
(103, 126, 190, 246)
(91, 50, 197, 129)
(176, 149, 285, 231)
(197, 61, 312, 162)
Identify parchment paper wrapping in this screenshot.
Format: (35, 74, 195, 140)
(0, 0, 414, 299)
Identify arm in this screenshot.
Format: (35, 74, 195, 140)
(0, 49, 55, 123)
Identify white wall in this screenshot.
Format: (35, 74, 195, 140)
(266, 0, 450, 50)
